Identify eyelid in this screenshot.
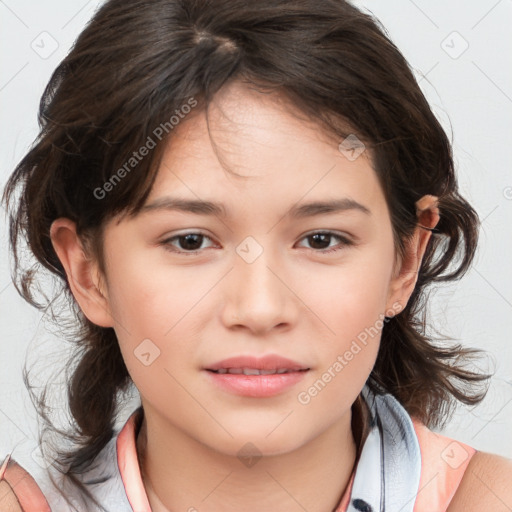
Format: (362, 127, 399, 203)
(300, 229, 354, 242)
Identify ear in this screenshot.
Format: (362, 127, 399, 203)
(386, 195, 440, 315)
(49, 218, 114, 328)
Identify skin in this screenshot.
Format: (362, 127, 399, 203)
(448, 452, 512, 511)
(50, 80, 449, 511)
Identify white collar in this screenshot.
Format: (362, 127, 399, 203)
(62, 385, 422, 512)
(345, 385, 422, 512)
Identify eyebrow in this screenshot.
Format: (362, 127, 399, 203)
(140, 196, 371, 218)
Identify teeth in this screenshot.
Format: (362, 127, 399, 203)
(213, 368, 296, 375)
(243, 368, 261, 375)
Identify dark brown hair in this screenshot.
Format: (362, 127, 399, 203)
(2, 0, 490, 509)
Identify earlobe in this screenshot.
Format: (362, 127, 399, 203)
(386, 195, 440, 314)
(49, 218, 114, 328)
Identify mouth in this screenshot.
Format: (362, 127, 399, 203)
(207, 368, 309, 375)
(203, 355, 310, 397)
(205, 354, 310, 373)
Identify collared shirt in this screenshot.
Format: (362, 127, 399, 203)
(1, 385, 475, 511)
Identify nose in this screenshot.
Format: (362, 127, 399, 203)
(220, 245, 297, 335)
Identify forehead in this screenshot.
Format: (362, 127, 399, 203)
(145, 81, 387, 220)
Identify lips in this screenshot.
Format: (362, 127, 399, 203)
(212, 368, 303, 375)
(205, 354, 310, 373)
(204, 354, 310, 398)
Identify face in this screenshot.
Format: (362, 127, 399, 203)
(89, 81, 404, 456)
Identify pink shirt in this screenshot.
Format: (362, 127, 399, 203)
(115, 411, 474, 512)
(0, 404, 476, 511)
(115, 411, 353, 511)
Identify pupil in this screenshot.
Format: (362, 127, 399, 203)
(310, 233, 330, 249)
(181, 234, 202, 250)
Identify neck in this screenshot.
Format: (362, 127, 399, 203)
(136, 400, 366, 512)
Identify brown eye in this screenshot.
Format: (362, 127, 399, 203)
(298, 231, 354, 254)
(176, 234, 204, 251)
(160, 232, 215, 255)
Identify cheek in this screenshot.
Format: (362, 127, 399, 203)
(103, 251, 208, 383)
(296, 246, 393, 386)
(105, 248, 199, 334)
(295, 269, 386, 418)
(304, 255, 393, 335)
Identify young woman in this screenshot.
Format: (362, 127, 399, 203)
(2, 0, 511, 510)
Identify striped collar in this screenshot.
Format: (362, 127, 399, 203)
(341, 386, 422, 512)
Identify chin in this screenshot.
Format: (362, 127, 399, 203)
(201, 421, 312, 458)
(215, 436, 304, 460)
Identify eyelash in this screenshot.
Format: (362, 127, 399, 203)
(159, 231, 354, 256)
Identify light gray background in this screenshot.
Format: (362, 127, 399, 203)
(1, 0, 511, 480)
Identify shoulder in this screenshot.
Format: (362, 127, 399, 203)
(0, 480, 24, 512)
(409, 419, 512, 512)
(447, 450, 512, 511)
(0, 454, 51, 512)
